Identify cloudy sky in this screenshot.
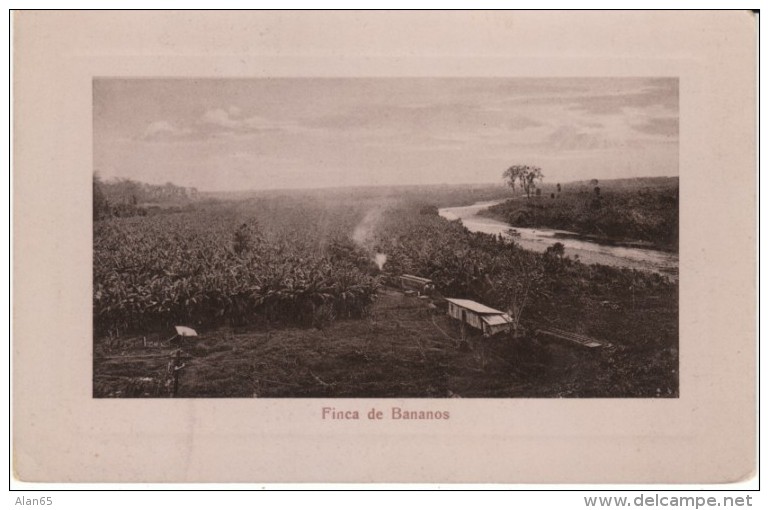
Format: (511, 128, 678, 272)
(93, 78, 678, 191)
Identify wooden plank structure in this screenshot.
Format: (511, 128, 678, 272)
(445, 298, 513, 337)
(535, 327, 610, 349)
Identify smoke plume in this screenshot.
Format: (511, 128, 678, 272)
(374, 253, 387, 270)
(352, 208, 389, 271)
(352, 209, 382, 247)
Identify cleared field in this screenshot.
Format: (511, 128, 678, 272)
(94, 288, 675, 398)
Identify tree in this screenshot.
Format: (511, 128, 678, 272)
(93, 173, 110, 221)
(591, 186, 602, 210)
(499, 251, 544, 336)
(503, 165, 544, 199)
(556, 183, 561, 194)
(543, 242, 566, 274)
(419, 204, 439, 216)
(232, 221, 261, 255)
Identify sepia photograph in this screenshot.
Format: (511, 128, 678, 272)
(92, 77, 679, 399)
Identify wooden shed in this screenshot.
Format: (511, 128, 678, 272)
(398, 274, 435, 296)
(445, 298, 513, 337)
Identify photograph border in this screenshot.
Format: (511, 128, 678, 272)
(12, 10, 756, 484)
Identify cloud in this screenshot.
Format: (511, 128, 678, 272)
(504, 116, 542, 131)
(631, 117, 678, 138)
(140, 107, 306, 143)
(200, 108, 241, 129)
(199, 108, 277, 133)
(545, 124, 628, 151)
(497, 79, 678, 119)
(568, 81, 678, 116)
(141, 120, 192, 141)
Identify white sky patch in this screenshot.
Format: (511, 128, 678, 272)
(200, 108, 242, 129)
(142, 120, 192, 140)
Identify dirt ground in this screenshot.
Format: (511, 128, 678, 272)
(93, 288, 673, 398)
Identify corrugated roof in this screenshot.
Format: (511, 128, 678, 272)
(481, 314, 513, 326)
(445, 298, 505, 315)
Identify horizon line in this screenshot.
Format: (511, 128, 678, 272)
(100, 175, 680, 195)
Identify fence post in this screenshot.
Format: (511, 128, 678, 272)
(168, 349, 187, 398)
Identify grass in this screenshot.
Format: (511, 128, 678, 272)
(94, 288, 677, 398)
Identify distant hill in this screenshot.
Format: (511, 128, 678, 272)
(555, 176, 678, 191)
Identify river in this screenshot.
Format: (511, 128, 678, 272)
(438, 200, 678, 280)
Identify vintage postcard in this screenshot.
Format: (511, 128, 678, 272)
(12, 11, 756, 483)
(91, 77, 679, 400)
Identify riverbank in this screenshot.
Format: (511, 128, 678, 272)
(439, 201, 679, 279)
(478, 184, 678, 253)
(373, 202, 679, 398)
(548, 230, 662, 251)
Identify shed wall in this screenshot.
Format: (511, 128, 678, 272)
(447, 302, 484, 330)
(485, 323, 511, 336)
